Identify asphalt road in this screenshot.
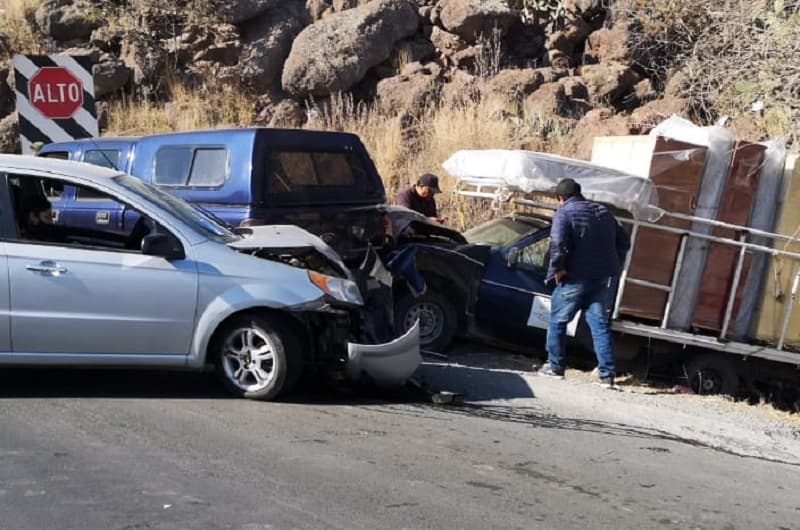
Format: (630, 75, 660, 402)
(0, 368, 798, 530)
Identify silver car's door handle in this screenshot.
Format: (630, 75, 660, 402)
(25, 260, 68, 276)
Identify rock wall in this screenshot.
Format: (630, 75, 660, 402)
(0, 0, 690, 153)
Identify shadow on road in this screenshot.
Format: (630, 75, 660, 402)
(0, 367, 430, 404)
(417, 363, 536, 400)
(0, 368, 231, 399)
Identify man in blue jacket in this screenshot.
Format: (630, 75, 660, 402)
(537, 178, 630, 387)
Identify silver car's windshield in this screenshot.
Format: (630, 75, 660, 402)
(113, 174, 238, 242)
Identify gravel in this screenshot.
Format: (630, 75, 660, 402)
(415, 345, 800, 465)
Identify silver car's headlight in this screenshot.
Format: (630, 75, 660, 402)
(308, 271, 364, 306)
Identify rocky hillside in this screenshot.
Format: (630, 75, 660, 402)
(0, 0, 797, 186)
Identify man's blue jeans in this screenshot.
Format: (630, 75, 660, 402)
(546, 278, 615, 379)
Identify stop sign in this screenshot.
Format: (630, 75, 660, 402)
(28, 66, 84, 119)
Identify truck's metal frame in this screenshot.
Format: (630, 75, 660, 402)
(456, 177, 800, 367)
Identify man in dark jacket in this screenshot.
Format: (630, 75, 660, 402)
(537, 178, 630, 387)
(395, 173, 446, 223)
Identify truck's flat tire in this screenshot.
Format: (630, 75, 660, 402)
(685, 353, 740, 396)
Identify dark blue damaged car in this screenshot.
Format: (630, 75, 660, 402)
(390, 211, 607, 356)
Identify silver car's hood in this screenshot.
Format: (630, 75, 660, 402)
(228, 224, 348, 271)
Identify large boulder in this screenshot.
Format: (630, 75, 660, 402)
(240, 1, 307, 94)
(439, 0, 517, 43)
(440, 69, 481, 104)
(546, 15, 591, 68)
(0, 114, 19, 154)
(578, 62, 640, 105)
(525, 81, 590, 118)
(282, 0, 418, 98)
(93, 54, 132, 99)
(631, 95, 690, 133)
(525, 82, 567, 116)
(165, 24, 242, 67)
(429, 26, 468, 57)
(484, 68, 545, 101)
(214, 0, 285, 24)
(255, 98, 306, 127)
(391, 36, 437, 66)
(570, 108, 633, 160)
(35, 0, 100, 41)
(585, 21, 634, 64)
(120, 36, 167, 96)
(376, 70, 440, 112)
(90, 26, 125, 53)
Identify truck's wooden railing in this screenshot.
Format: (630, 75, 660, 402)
(456, 177, 800, 364)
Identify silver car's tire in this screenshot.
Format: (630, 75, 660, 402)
(213, 314, 300, 401)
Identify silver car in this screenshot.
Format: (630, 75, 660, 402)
(0, 155, 420, 400)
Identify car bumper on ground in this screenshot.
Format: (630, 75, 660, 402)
(345, 319, 421, 387)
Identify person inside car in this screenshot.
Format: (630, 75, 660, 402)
(17, 194, 63, 242)
(395, 173, 447, 224)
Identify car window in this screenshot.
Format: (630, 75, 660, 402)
(267, 150, 362, 193)
(519, 237, 550, 269)
(40, 151, 69, 160)
(40, 179, 64, 200)
(39, 151, 70, 200)
(76, 154, 113, 200)
(189, 148, 227, 186)
(83, 149, 121, 170)
(76, 186, 108, 200)
(7, 173, 160, 253)
(154, 146, 227, 187)
(464, 217, 545, 247)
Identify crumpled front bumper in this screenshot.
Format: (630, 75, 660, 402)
(345, 320, 421, 387)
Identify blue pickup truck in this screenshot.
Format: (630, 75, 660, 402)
(38, 128, 388, 263)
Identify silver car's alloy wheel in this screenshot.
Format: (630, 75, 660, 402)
(221, 327, 277, 392)
(404, 302, 444, 345)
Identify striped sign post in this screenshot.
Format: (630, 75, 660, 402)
(13, 54, 98, 154)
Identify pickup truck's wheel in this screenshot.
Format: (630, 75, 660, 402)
(685, 353, 740, 396)
(395, 290, 457, 352)
(213, 314, 300, 401)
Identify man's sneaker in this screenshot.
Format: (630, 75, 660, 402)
(594, 376, 615, 389)
(535, 364, 565, 379)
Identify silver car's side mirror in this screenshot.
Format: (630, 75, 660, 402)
(506, 247, 520, 268)
(142, 233, 185, 260)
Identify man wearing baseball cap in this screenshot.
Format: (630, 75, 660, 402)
(395, 173, 446, 224)
(536, 178, 630, 388)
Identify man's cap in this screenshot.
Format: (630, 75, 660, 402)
(552, 178, 581, 197)
(417, 173, 441, 193)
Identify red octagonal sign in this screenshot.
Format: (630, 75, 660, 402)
(28, 66, 84, 119)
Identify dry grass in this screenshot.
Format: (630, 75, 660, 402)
(105, 78, 256, 135)
(303, 90, 572, 230)
(0, 0, 44, 56)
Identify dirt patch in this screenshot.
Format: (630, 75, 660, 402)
(417, 344, 800, 464)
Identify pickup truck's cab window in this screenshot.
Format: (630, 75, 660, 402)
(83, 149, 121, 170)
(154, 146, 228, 187)
(267, 151, 361, 192)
